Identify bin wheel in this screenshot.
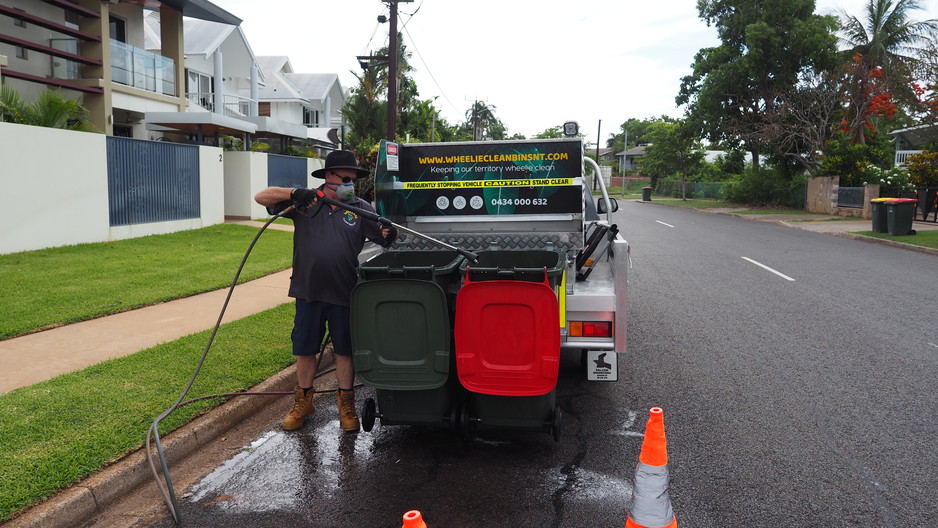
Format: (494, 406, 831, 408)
(550, 407, 562, 443)
(361, 398, 376, 432)
(458, 405, 474, 439)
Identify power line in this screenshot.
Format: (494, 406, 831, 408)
(402, 24, 460, 116)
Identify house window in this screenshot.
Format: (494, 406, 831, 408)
(65, 11, 79, 26)
(303, 107, 319, 127)
(258, 102, 270, 117)
(16, 47, 27, 59)
(110, 17, 127, 43)
(186, 70, 214, 110)
(113, 124, 133, 138)
(51, 38, 80, 79)
(13, 7, 26, 27)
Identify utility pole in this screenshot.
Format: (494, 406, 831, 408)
(386, 0, 399, 141)
(593, 119, 601, 190)
(621, 127, 628, 197)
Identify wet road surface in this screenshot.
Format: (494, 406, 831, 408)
(148, 353, 643, 528)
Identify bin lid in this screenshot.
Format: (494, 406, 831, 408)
(459, 250, 564, 287)
(886, 198, 918, 204)
(351, 279, 450, 390)
(358, 250, 464, 282)
(454, 274, 559, 396)
(870, 198, 895, 202)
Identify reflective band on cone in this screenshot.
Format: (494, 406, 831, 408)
(625, 407, 677, 528)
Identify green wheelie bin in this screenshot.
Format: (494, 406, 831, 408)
(885, 198, 918, 236)
(870, 197, 893, 233)
(351, 250, 465, 431)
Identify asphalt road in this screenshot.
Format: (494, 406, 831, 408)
(125, 201, 938, 527)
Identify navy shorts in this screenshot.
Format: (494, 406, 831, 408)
(292, 299, 352, 357)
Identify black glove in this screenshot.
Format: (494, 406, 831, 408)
(381, 225, 398, 247)
(290, 187, 317, 208)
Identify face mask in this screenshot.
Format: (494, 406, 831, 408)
(327, 182, 355, 201)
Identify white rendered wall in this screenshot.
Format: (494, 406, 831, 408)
(0, 122, 109, 254)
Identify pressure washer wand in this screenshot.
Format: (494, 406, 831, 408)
(312, 190, 479, 263)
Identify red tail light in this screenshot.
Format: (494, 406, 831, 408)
(569, 321, 612, 337)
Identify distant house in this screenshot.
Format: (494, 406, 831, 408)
(144, 13, 309, 151)
(256, 56, 345, 149)
(890, 123, 938, 166)
(616, 145, 647, 170)
(588, 147, 616, 165)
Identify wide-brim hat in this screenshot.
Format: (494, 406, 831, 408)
(311, 149, 370, 179)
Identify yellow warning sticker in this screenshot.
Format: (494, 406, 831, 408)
(402, 178, 573, 190)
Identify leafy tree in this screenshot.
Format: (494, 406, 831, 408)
(677, 0, 839, 169)
(717, 149, 746, 175)
(606, 116, 675, 154)
(0, 86, 96, 131)
(839, 0, 938, 141)
(534, 126, 564, 139)
(342, 64, 387, 154)
(905, 150, 938, 187)
(820, 129, 894, 185)
(639, 120, 706, 198)
(752, 70, 845, 175)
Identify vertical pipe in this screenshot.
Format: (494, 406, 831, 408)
(213, 51, 224, 115)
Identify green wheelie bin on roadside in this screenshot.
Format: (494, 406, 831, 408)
(885, 198, 918, 236)
(870, 197, 893, 233)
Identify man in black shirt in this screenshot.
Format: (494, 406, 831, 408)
(254, 150, 395, 432)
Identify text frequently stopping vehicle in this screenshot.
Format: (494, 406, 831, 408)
(351, 138, 628, 441)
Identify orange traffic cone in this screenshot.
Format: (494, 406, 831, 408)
(625, 407, 677, 528)
(402, 509, 428, 528)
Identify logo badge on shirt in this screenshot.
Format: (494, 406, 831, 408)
(343, 211, 359, 227)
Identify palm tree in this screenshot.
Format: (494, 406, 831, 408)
(465, 101, 498, 141)
(839, 0, 938, 141)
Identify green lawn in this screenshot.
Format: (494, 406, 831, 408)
(0, 224, 293, 339)
(0, 304, 296, 521)
(853, 229, 938, 250)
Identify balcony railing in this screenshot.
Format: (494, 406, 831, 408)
(110, 40, 175, 96)
(186, 92, 255, 118)
(895, 150, 923, 167)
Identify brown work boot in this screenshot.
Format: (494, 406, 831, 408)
(282, 386, 315, 431)
(337, 388, 360, 432)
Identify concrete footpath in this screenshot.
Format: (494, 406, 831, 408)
(3, 213, 938, 528)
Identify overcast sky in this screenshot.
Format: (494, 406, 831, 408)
(211, 0, 938, 147)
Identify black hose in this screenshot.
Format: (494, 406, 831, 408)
(145, 211, 348, 525)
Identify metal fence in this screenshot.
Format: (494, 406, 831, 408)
(837, 187, 865, 208)
(267, 154, 308, 188)
(655, 181, 727, 200)
(106, 137, 200, 226)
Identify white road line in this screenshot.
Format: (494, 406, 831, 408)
(741, 257, 796, 281)
(656, 220, 675, 228)
(928, 342, 938, 349)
